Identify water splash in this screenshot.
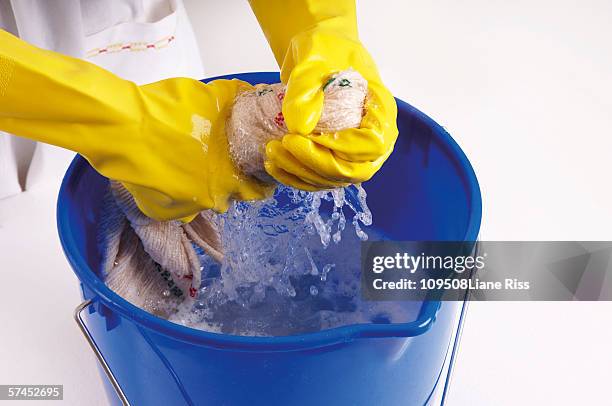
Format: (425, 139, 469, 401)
(210, 184, 372, 304)
(170, 184, 418, 336)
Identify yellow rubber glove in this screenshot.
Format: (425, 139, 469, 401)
(0, 30, 272, 221)
(249, 0, 398, 191)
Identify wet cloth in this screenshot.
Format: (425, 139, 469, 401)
(99, 181, 222, 316)
(227, 69, 367, 182)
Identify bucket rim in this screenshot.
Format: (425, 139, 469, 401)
(56, 71, 481, 351)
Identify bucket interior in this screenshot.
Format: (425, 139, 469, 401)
(57, 72, 481, 341)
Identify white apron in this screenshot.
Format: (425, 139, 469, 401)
(0, 0, 205, 198)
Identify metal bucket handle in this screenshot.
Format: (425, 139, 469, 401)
(74, 300, 131, 406)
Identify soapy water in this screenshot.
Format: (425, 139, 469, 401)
(169, 185, 420, 336)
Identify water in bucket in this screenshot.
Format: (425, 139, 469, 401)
(108, 183, 421, 336)
(173, 185, 420, 336)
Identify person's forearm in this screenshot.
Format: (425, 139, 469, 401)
(0, 30, 272, 220)
(248, 0, 358, 66)
(0, 29, 142, 157)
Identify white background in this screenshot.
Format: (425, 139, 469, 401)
(1, 0, 611, 404)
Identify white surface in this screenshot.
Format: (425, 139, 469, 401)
(1, 0, 611, 405)
(0, 149, 106, 406)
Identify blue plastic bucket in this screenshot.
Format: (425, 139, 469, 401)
(57, 72, 481, 406)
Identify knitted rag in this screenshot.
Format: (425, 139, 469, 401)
(227, 69, 367, 182)
(98, 181, 222, 317)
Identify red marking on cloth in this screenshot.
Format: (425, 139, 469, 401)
(274, 112, 285, 127)
(189, 287, 197, 297)
(183, 274, 193, 280)
(147, 44, 155, 48)
(277, 92, 285, 101)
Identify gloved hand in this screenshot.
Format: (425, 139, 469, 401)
(0, 30, 273, 221)
(249, 0, 398, 191)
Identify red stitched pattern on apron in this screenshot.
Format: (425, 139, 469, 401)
(86, 35, 176, 58)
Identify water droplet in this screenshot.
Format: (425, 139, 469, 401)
(304, 247, 318, 275)
(321, 264, 335, 281)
